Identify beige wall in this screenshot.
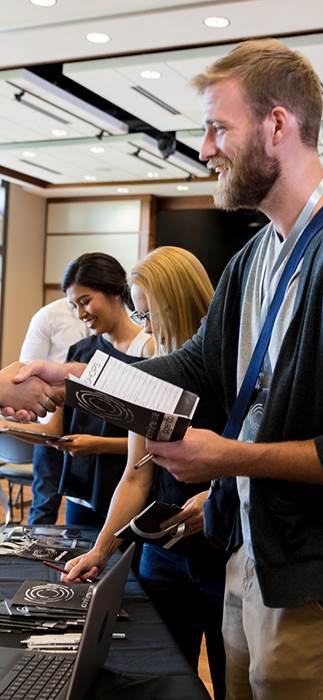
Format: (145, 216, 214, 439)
(1, 184, 46, 366)
(44, 288, 64, 305)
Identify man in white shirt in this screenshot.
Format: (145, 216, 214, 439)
(20, 298, 89, 367)
(20, 297, 89, 524)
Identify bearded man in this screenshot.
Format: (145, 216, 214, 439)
(14, 38, 323, 700)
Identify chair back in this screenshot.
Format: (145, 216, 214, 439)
(0, 434, 34, 464)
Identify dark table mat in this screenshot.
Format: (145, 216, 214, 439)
(0, 541, 210, 699)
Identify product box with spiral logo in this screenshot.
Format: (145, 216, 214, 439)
(11, 580, 94, 612)
(65, 350, 199, 441)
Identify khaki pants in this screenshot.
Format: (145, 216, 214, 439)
(223, 546, 323, 700)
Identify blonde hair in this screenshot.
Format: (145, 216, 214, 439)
(192, 38, 322, 149)
(129, 246, 214, 355)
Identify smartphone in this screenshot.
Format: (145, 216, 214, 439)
(0, 427, 72, 444)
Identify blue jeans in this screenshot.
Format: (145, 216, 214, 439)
(139, 543, 226, 700)
(65, 499, 106, 529)
(28, 445, 63, 525)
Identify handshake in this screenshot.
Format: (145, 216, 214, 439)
(0, 359, 84, 422)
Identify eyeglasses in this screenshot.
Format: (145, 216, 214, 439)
(130, 310, 151, 325)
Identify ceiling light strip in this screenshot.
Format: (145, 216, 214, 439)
(128, 140, 199, 177)
(19, 158, 61, 174)
(128, 141, 167, 163)
(15, 94, 70, 124)
(131, 86, 181, 115)
(139, 133, 209, 176)
(131, 150, 165, 169)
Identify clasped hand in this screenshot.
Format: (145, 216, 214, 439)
(0, 362, 63, 421)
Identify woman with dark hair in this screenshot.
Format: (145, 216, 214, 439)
(1, 252, 154, 528)
(58, 252, 154, 527)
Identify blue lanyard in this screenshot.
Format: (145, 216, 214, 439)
(223, 204, 323, 440)
(259, 179, 323, 324)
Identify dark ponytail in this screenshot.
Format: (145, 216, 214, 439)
(61, 252, 133, 309)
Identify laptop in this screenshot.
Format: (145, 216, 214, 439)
(0, 543, 135, 700)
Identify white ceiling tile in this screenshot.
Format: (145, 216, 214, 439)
(0, 3, 322, 193)
(1, 1, 323, 67)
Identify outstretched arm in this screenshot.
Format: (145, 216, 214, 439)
(61, 431, 154, 583)
(53, 434, 128, 457)
(146, 428, 323, 484)
(1, 360, 85, 420)
(14, 360, 86, 385)
(0, 408, 64, 443)
(0, 362, 63, 419)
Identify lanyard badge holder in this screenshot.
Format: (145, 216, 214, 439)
(204, 201, 323, 553)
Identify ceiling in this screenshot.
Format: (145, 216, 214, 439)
(0, 0, 322, 199)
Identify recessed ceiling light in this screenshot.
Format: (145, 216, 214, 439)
(203, 16, 230, 28)
(84, 175, 97, 181)
(90, 146, 105, 154)
(29, 0, 57, 6)
(147, 172, 159, 179)
(86, 32, 110, 44)
(117, 187, 129, 194)
(140, 70, 161, 80)
(51, 128, 66, 137)
(176, 185, 189, 191)
(23, 151, 36, 158)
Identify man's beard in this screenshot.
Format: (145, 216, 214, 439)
(212, 128, 281, 211)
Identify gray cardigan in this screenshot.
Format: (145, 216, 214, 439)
(138, 225, 323, 607)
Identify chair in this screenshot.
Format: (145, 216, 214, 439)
(0, 434, 34, 525)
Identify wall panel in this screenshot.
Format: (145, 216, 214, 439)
(45, 233, 140, 283)
(47, 200, 141, 233)
(45, 196, 155, 294)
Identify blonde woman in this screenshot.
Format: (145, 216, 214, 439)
(129, 245, 213, 355)
(63, 246, 226, 700)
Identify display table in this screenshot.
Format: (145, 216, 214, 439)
(0, 533, 211, 700)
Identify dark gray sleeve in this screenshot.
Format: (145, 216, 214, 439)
(314, 437, 323, 467)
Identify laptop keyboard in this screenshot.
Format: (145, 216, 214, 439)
(0, 652, 74, 699)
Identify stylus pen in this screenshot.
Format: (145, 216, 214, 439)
(133, 452, 154, 470)
(42, 560, 94, 584)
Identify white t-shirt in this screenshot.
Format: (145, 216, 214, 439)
(237, 226, 302, 558)
(20, 297, 89, 364)
(19, 297, 90, 423)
